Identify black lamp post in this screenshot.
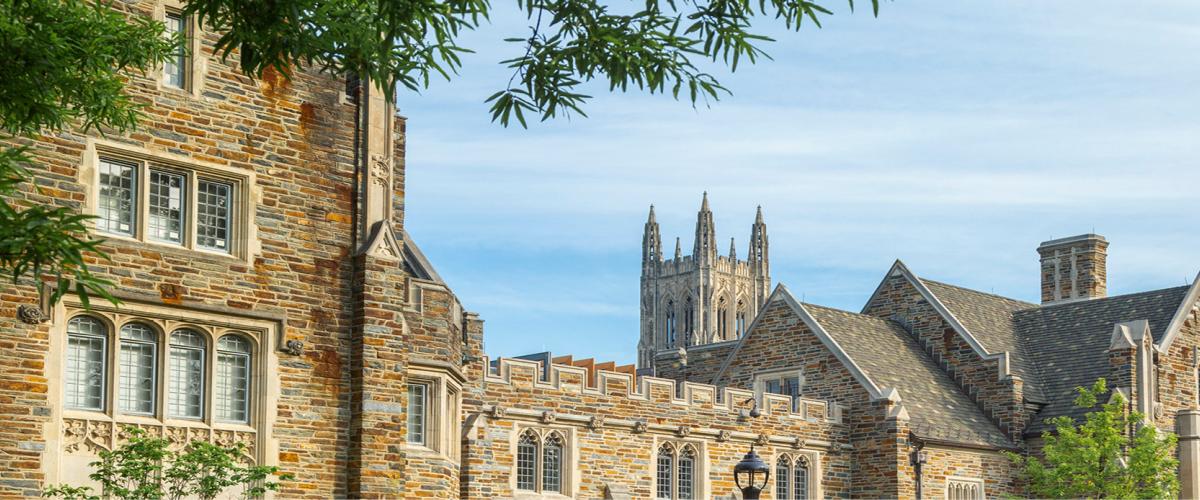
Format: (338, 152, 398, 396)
(733, 445, 770, 499)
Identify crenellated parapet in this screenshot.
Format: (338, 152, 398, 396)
(485, 356, 843, 424)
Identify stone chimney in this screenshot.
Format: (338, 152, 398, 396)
(1038, 234, 1109, 305)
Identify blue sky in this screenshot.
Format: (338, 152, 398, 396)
(399, 0, 1200, 365)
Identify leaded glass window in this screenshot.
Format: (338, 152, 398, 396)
(516, 431, 538, 491)
(196, 180, 232, 252)
(794, 456, 809, 499)
(97, 159, 137, 236)
(148, 170, 186, 244)
(66, 316, 107, 411)
(407, 383, 427, 445)
(118, 323, 157, 415)
(656, 444, 674, 499)
(542, 432, 564, 493)
(168, 329, 205, 419)
(776, 456, 791, 500)
(677, 446, 696, 500)
(215, 334, 251, 422)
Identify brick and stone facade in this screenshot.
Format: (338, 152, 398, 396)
(4, 2, 1200, 498)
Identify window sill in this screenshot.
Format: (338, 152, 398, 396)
(514, 491, 573, 499)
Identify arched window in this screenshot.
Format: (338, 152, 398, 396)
(216, 334, 252, 422)
(665, 301, 676, 348)
(66, 316, 107, 411)
(542, 432, 564, 494)
(118, 323, 158, 415)
(168, 329, 206, 419)
(516, 430, 538, 491)
(794, 456, 809, 499)
(656, 443, 674, 499)
(677, 445, 696, 500)
(717, 297, 728, 340)
(775, 455, 791, 499)
(736, 300, 747, 338)
(683, 297, 694, 346)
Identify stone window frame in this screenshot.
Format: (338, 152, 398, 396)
(80, 138, 260, 263)
(649, 437, 709, 500)
(945, 476, 984, 500)
(154, 0, 207, 97)
(753, 367, 806, 411)
(43, 297, 281, 484)
(771, 451, 821, 499)
(405, 367, 463, 462)
(509, 425, 576, 498)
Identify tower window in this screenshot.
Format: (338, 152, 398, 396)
(665, 301, 676, 348)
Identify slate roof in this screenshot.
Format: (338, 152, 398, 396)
(1013, 286, 1190, 435)
(802, 303, 1014, 448)
(920, 280, 1047, 403)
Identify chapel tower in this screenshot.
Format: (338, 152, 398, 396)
(637, 194, 770, 370)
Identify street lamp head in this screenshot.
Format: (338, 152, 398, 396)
(733, 445, 770, 499)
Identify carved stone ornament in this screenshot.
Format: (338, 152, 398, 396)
(792, 437, 805, 449)
(282, 339, 304, 356)
(489, 405, 507, 419)
(676, 425, 692, 438)
(17, 304, 46, 325)
(588, 415, 605, 431)
(632, 421, 648, 434)
(716, 430, 732, 442)
(755, 433, 770, 446)
(541, 410, 557, 424)
(369, 154, 391, 187)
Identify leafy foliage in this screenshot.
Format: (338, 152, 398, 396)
(0, 0, 178, 306)
(1006, 378, 1179, 499)
(43, 427, 291, 500)
(185, 0, 880, 127)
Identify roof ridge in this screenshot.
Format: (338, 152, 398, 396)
(1030, 284, 1192, 310)
(921, 278, 1037, 309)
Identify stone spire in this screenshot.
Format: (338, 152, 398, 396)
(674, 237, 682, 260)
(642, 205, 662, 271)
(729, 237, 737, 260)
(749, 205, 770, 309)
(693, 192, 716, 265)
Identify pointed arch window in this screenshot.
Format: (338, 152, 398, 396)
(683, 297, 695, 346)
(736, 300, 747, 338)
(717, 297, 728, 341)
(665, 300, 676, 348)
(946, 478, 983, 500)
(656, 442, 701, 499)
(774, 453, 816, 499)
(515, 428, 569, 494)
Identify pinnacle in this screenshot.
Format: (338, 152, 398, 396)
(700, 191, 710, 212)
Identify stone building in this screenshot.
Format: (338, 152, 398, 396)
(638, 196, 770, 373)
(4, 2, 1200, 498)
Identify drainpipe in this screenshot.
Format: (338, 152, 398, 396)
(911, 435, 926, 500)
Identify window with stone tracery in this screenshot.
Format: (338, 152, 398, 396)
(655, 441, 702, 499)
(513, 427, 571, 495)
(946, 478, 983, 500)
(774, 453, 816, 499)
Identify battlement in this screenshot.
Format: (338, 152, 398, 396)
(485, 356, 843, 423)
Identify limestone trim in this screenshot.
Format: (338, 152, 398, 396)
(1156, 271, 1200, 353)
(406, 366, 464, 463)
(42, 296, 281, 484)
(861, 260, 1014, 381)
(79, 138, 262, 263)
(486, 357, 836, 423)
(945, 476, 984, 500)
(154, 0, 208, 98)
(508, 424, 578, 498)
(772, 450, 823, 500)
(478, 405, 837, 450)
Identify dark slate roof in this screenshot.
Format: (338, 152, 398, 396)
(1015, 286, 1190, 435)
(921, 280, 1047, 403)
(803, 304, 1013, 449)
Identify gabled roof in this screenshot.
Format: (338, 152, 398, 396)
(920, 280, 1046, 403)
(715, 285, 1012, 449)
(1015, 286, 1190, 435)
(801, 303, 1013, 448)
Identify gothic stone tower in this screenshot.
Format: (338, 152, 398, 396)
(637, 194, 770, 370)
